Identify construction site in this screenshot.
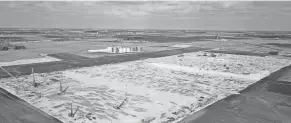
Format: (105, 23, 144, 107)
(1, 20, 291, 123)
(2, 1, 291, 123)
(1, 40, 291, 123)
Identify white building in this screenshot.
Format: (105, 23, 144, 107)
(88, 46, 142, 54)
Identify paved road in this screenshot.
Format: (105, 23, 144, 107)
(0, 88, 62, 123)
(179, 64, 291, 123)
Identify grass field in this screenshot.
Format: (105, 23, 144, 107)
(0, 40, 184, 62)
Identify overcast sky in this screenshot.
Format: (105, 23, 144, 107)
(0, 1, 291, 31)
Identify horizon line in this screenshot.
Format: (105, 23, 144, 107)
(1, 27, 291, 32)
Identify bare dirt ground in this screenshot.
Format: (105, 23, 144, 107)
(179, 63, 291, 123)
(0, 46, 205, 123)
(0, 56, 61, 67)
(1, 50, 290, 123)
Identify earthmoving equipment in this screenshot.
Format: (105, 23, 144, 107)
(58, 81, 69, 95)
(68, 103, 79, 117)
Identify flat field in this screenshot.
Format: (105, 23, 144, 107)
(1, 51, 290, 123)
(2, 36, 291, 62)
(0, 40, 181, 62)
